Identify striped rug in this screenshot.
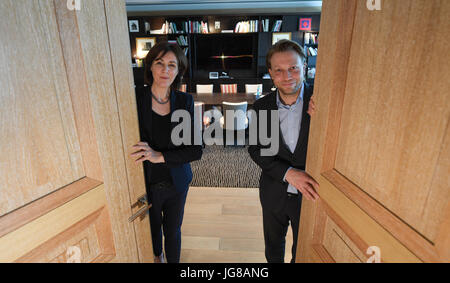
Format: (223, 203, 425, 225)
(190, 145, 261, 188)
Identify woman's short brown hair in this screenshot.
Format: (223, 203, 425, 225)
(266, 39, 306, 70)
(144, 41, 188, 91)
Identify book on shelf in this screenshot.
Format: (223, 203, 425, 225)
(150, 20, 210, 34)
(187, 20, 209, 34)
(201, 21, 209, 33)
(272, 20, 282, 32)
(304, 32, 319, 45)
(234, 20, 260, 33)
(234, 21, 244, 33)
(307, 46, 318, 56)
(176, 35, 188, 46)
(261, 18, 281, 32)
(170, 22, 184, 34)
(261, 19, 270, 32)
(164, 21, 169, 34)
(304, 33, 310, 44)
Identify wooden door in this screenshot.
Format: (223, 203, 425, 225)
(297, 0, 449, 263)
(0, 0, 153, 262)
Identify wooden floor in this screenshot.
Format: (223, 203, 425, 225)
(180, 187, 293, 263)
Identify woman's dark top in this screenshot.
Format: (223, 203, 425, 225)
(149, 110, 172, 184)
(135, 86, 203, 193)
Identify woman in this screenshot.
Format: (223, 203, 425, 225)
(131, 42, 202, 263)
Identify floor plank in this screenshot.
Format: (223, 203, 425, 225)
(182, 236, 221, 251)
(181, 249, 266, 263)
(220, 238, 265, 252)
(180, 187, 294, 263)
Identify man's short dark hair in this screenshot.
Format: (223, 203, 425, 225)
(266, 39, 306, 70)
(144, 41, 188, 91)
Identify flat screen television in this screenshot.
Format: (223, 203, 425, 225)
(193, 34, 257, 78)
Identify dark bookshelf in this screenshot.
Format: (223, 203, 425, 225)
(128, 14, 321, 91)
(303, 31, 319, 85)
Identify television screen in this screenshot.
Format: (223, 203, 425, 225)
(195, 34, 255, 71)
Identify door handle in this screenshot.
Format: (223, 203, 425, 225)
(128, 194, 152, 223)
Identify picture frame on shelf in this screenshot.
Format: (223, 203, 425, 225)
(299, 18, 312, 31)
(135, 37, 156, 59)
(128, 20, 139, 33)
(272, 32, 292, 45)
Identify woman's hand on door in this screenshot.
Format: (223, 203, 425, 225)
(131, 142, 165, 164)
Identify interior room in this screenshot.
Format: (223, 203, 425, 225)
(127, 0, 322, 263)
(0, 0, 448, 265)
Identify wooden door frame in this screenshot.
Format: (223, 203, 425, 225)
(0, 0, 152, 262)
(297, 0, 449, 263)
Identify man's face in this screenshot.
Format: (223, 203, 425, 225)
(268, 50, 305, 96)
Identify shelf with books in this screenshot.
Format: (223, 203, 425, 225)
(149, 20, 210, 34)
(128, 14, 320, 87)
(305, 46, 318, 57)
(303, 32, 319, 85)
(135, 16, 289, 36)
(304, 32, 319, 45)
(234, 20, 259, 33)
(175, 35, 189, 47)
(233, 18, 283, 33)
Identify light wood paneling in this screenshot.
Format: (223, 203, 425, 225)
(0, 185, 111, 262)
(297, 0, 357, 263)
(17, 206, 115, 263)
(0, 0, 84, 216)
(298, 0, 449, 263)
(74, 0, 139, 262)
(0, 177, 101, 238)
(322, 170, 439, 262)
(432, 124, 450, 262)
(0, 0, 151, 263)
(54, 0, 103, 181)
(318, 176, 420, 263)
(322, 217, 366, 263)
(335, 0, 450, 243)
(104, 0, 153, 263)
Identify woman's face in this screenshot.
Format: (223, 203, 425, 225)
(150, 51, 179, 89)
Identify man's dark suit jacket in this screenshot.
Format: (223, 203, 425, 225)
(248, 83, 313, 211)
(135, 86, 203, 194)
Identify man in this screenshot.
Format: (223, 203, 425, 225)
(248, 39, 319, 263)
